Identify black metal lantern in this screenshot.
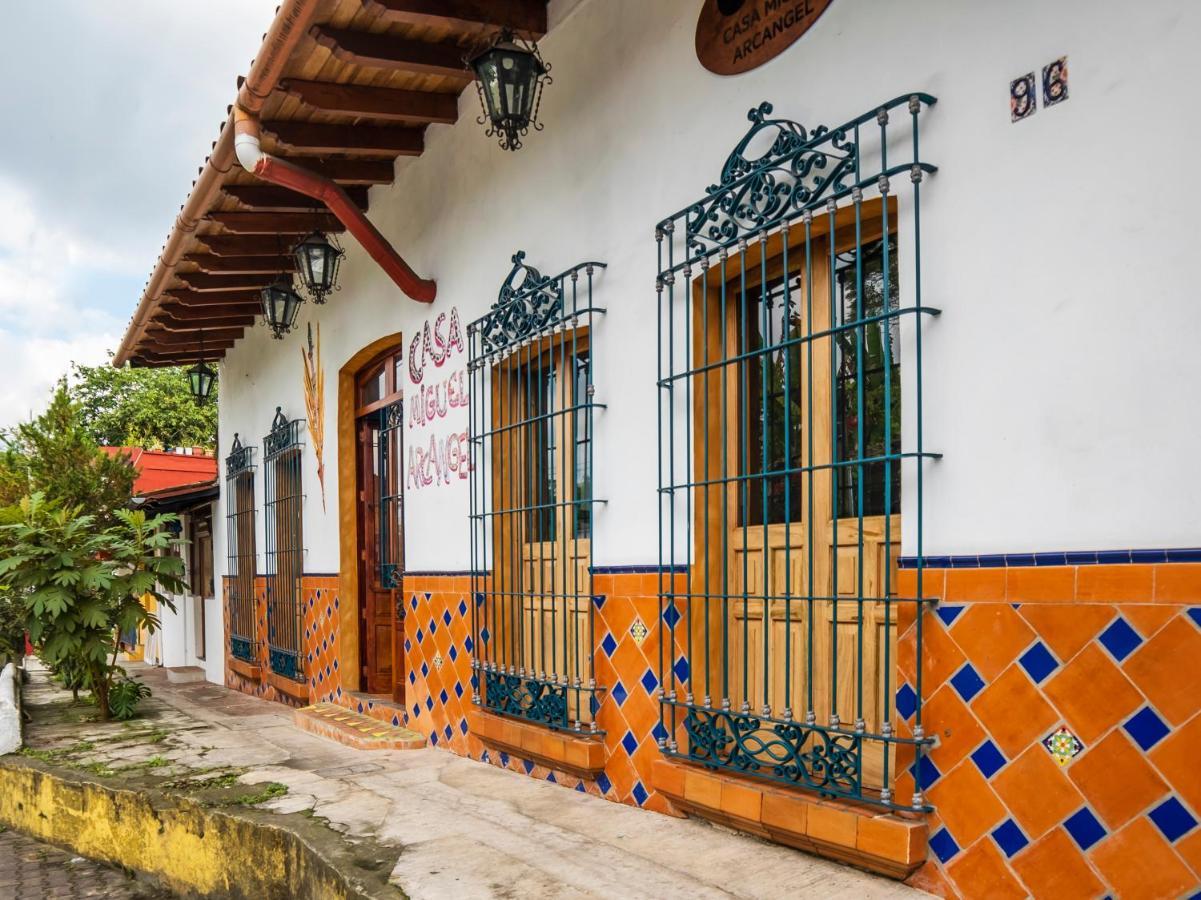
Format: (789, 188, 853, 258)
(260, 276, 304, 339)
(468, 29, 551, 151)
(292, 230, 344, 304)
(187, 330, 217, 405)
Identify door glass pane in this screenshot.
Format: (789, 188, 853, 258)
(573, 352, 591, 539)
(742, 273, 804, 526)
(525, 363, 556, 542)
(835, 238, 901, 518)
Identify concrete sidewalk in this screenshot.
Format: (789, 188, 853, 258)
(15, 664, 922, 899)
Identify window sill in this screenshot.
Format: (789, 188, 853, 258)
(265, 670, 310, 702)
(227, 656, 261, 682)
(467, 709, 606, 779)
(651, 759, 927, 880)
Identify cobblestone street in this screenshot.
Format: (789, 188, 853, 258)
(0, 828, 171, 900)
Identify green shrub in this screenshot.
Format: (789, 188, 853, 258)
(108, 677, 152, 721)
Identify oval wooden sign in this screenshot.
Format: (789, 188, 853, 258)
(696, 0, 834, 76)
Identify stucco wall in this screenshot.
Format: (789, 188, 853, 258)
(217, 0, 1201, 573)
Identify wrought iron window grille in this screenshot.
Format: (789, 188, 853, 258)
(263, 407, 307, 682)
(654, 94, 940, 812)
(468, 252, 607, 734)
(225, 434, 258, 664)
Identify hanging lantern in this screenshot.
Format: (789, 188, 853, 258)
(468, 29, 551, 151)
(187, 330, 217, 405)
(260, 276, 304, 339)
(292, 230, 344, 304)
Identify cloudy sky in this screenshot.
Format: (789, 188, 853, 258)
(0, 2, 279, 428)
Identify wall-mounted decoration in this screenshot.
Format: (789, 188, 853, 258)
(1043, 725, 1083, 765)
(302, 323, 326, 510)
(1010, 72, 1036, 122)
(1043, 56, 1069, 107)
(696, 0, 834, 76)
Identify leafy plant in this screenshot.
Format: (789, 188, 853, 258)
(0, 494, 187, 720)
(108, 677, 152, 721)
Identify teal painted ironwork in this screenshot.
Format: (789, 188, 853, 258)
(224, 434, 258, 664)
(655, 94, 939, 812)
(376, 400, 405, 589)
(468, 252, 607, 734)
(263, 407, 306, 683)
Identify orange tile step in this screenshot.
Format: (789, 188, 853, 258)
(293, 703, 426, 751)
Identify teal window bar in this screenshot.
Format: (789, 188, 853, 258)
(224, 433, 257, 664)
(654, 96, 940, 811)
(468, 252, 606, 734)
(263, 406, 306, 682)
(376, 400, 404, 589)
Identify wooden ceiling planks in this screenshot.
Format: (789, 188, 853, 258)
(131, 0, 549, 365)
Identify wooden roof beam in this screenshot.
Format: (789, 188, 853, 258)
(205, 211, 345, 235)
(196, 235, 305, 256)
(133, 348, 233, 365)
(183, 254, 295, 275)
(163, 289, 263, 306)
(311, 26, 472, 80)
(262, 121, 424, 157)
(282, 157, 396, 185)
(278, 79, 458, 125)
(222, 183, 369, 211)
(156, 313, 256, 330)
(161, 301, 261, 319)
(144, 327, 242, 345)
(360, 0, 547, 37)
(175, 272, 278, 292)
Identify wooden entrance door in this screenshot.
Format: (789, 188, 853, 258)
(355, 350, 405, 700)
(695, 212, 901, 790)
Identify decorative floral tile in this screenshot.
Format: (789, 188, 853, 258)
(1010, 72, 1036, 122)
(629, 618, 648, 645)
(1043, 725, 1084, 766)
(1042, 56, 1068, 108)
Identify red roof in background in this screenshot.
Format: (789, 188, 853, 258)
(101, 447, 217, 496)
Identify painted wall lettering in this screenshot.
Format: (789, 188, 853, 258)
(407, 430, 472, 488)
(409, 369, 469, 430)
(408, 307, 464, 385)
(405, 305, 469, 492)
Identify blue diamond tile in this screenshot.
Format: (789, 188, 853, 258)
(950, 662, 986, 703)
(971, 740, 1007, 779)
(499, 751, 509, 767)
(415, 628, 424, 644)
(662, 603, 681, 628)
(621, 730, 638, 756)
(1150, 797, 1198, 843)
(443, 610, 452, 626)
(632, 781, 649, 806)
(439, 689, 448, 705)
(992, 819, 1029, 858)
(475, 592, 485, 607)
(424, 696, 434, 711)
(429, 618, 437, 635)
(1124, 706, 1171, 751)
(592, 594, 605, 609)
(480, 628, 490, 646)
(522, 759, 534, 774)
(640, 668, 659, 695)
(430, 731, 438, 746)
(481, 750, 490, 765)
(596, 772, 612, 794)
(1063, 807, 1107, 851)
(449, 645, 458, 662)
(652, 721, 668, 742)
(611, 680, 629, 707)
(412, 704, 420, 718)
(546, 772, 556, 784)
(1098, 617, 1143, 662)
(601, 632, 618, 658)
(895, 683, 917, 720)
(673, 655, 690, 684)
(408, 671, 416, 685)
(459, 718, 469, 735)
(443, 725, 452, 740)
(454, 682, 464, 698)
(912, 755, 941, 790)
(936, 604, 965, 628)
(929, 827, 960, 864)
(1187, 607, 1201, 629)
(1018, 641, 1059, 684)
(410, 595, 418, 611)
(465, 636, 474, 654)
(404, 639, 411, 652)
(421, 662, 429, 678)
(392, 715, 399, 727)
(575, 782, 586, 793)
(459, 599, 468, 617)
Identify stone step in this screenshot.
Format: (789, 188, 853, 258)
(294, 703, 426, 751)
(164, 666, 207, 684)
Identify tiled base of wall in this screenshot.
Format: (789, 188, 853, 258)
(895, 565, 1201, 898)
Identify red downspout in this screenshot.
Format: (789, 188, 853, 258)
(234, 107, 436, 303)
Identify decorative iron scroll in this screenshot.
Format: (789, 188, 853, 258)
(269, 646, 301, 682)
(682, 706, 862, 795)
(264, 406, 303, 459)
(225, 433, 254, 477)
(683, 101, 856, 258)
(474, 251, 567, 357)
(482, 667, 569, 730)
(230, 636, 256, 664)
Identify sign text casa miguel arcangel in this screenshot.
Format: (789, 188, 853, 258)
(696, 0, 833, 76)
